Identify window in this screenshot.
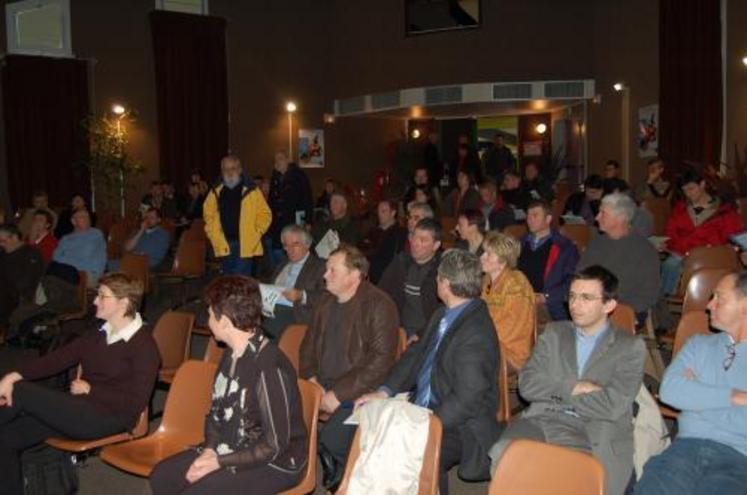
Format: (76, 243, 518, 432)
(6, 0, 72, 57)
(156, 0, 208, 15)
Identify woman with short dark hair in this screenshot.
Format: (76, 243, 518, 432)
(150, 275, 307, 495)
(0, 272, 159, 495)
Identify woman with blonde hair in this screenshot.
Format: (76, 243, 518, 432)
(480, 231, 536, 370)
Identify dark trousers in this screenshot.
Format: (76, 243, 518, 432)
(0, 381, 126, 495)
(150, 449, 301, 495)
(319, 407, 463, 495)
(634, 438, 747, 495)
(220, 240, 253, 276)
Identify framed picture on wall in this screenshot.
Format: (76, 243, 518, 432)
(299, 129, 324, 168)
(638, 104, 658, 157)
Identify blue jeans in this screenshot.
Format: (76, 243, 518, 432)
(634, 438, 747, 495)
(220, 240, 253, 275)
(660, 254, 683, 296)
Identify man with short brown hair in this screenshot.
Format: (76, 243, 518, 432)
(299, 244, 399, 490)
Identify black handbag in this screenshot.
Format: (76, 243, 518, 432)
(21, 444, 79, 495)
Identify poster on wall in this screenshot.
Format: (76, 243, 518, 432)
(299, 129, 324, 168)
(638, 104, 659, 157)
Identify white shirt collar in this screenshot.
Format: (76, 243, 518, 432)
(101, 313, 144, 345)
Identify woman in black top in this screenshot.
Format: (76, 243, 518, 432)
(150, 275, 307, 495)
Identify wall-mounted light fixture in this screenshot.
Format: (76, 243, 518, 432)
(286, 101, 297, 159)
(612, 82, 626, 92)
(535, 123, 547, 135)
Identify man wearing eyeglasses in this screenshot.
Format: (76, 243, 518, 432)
(634, 272, 747, 495)
(488, 265, 646, 495)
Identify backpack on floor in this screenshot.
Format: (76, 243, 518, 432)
(21, 444, 78, 495)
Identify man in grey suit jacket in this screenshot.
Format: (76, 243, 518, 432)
(489, 265, 646, 495)
(262, 224, 326, 338)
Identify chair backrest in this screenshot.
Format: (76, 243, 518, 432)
(278, 324, 308, 372)
(673, 310, 711, 357)
(279, 379, 323, 495)
(107, 222, 130, 259)
(497, 345, 512, 423)
(203, 337, 225, 365)
(158, 360, 217, 444)
(677, 245, 740, 296)
(397, 327, 408, 359)
(172, 238, 206, 277)
(739, 198, 747, 229)
(119, 252, 150, 293)
(440, 216, 458, 248)
(181, 223, 207, 243)
(609, 303, 636, 335)
(337, 414, 443, 495)
(152, 311, 195, 371)
(642, 197, 671, 237)
(559, 223, 592, 252)
(489, 439, 605, 495)
(503, 224, 527, 240)
(682, 267, 730, 314)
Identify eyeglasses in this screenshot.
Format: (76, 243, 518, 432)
(724, 343, 737, 371)
(568, 292, 605, 303)
(96, 291, 116, 299)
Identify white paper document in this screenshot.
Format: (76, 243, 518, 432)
(561, 214, 586, 225)
(315, 229, 340, 259)
(258, 284, 285, 318)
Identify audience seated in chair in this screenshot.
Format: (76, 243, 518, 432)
(501, 171, 532, 214)
(311, 191, 362, 249)
(298, 244, 399, 491)
(489, 265, 646, 495)
(634, 271, 747, 495)
(0, 273, 159, 495)
(379, 218, 442, 342)
(27, 209, 58, 264)
(150, 275, 307, 495)
(563, 174, 604, 226)
(55, 194, 96, 240)
(578, 192, 660, 320)
(0, 224, 45, 340)
(480, 232, 536, 371)
(16, 190, 58, 241)
(522, 162, 555, 203)
(360, 199, 408, 284)
(518, 200, 579, 321)
(478, 180, 515, 232)
(603, 178, 655, 238)
(455, 208, 486, 256)
(261, 224, 326, 339)
(107, 207, 170, 272)
(660, 168, 742, 296)
(53, 208, 107, 287)
(634, 157, 672, 202)
(357, 249, 501, 495)
(443, 170, 480, 217)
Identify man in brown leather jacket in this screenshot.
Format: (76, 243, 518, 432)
(299, 243, 399, 489)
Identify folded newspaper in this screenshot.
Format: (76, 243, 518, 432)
(258, 284, 285, 318)
(315, 229, 340, 259)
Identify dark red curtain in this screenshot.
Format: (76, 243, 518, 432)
(150, 10, 229, 188)
(2, 55, 90, 210)
(659, 0, 722, 173)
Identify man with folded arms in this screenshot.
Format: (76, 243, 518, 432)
(489, 265, 646, 495)
(634, 272, 747, 495)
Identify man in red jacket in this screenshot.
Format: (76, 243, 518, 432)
(660, 168, 742, 295)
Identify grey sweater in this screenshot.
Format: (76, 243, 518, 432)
(577, 231, 660, 314)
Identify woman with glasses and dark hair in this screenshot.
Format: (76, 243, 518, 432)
(0, 273, 159, 495)
(150, 275, 307, 495)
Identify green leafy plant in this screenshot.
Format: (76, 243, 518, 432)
(79, 111, 144, 217)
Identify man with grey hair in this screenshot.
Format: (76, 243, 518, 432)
(357, 249, 501, 494)
(406, 201, 434, 235)
(578, 192, 660, 319)
(261, 224, 326, 338)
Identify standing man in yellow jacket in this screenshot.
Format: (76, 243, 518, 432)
(203, 155, 272, 275)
